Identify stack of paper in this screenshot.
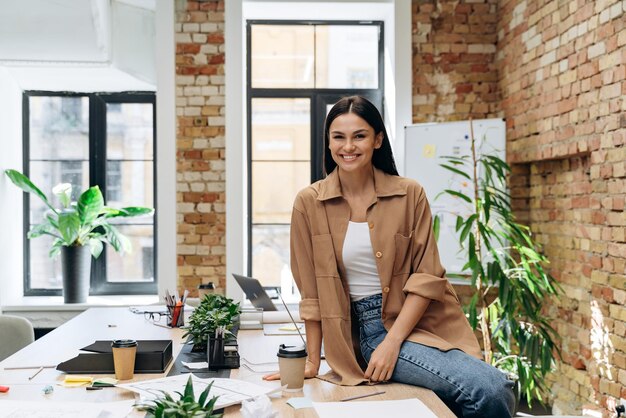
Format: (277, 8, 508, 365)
(313, 398, 438, 418)
(117, 374, 279, 409)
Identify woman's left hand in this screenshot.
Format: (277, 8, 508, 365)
(364, 337, 402, 382)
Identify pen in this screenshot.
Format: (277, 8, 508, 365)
(340, 390, 386, 402)
(28, 366, 44, 380)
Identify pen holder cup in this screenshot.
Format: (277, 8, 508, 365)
(207, 336, 225, 369)
(166, 304, 185, 328)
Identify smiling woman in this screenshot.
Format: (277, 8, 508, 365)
(264, 96, 516, 417)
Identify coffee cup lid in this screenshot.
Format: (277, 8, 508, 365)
(277, 344, 307, 358)
(111, 339, 137, 348)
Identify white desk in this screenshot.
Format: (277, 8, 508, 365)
(0, 308, 454, 417)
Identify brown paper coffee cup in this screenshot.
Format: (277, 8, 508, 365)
(277, 344, 307, 392)
(111, 339, 138, 380)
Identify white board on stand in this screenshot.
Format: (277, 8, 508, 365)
(403, 119, 506, 274)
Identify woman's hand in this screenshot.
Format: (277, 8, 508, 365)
(262, 359, 319, 381)
(364, 337, 402, 382)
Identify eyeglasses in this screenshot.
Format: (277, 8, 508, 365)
(144, 311, 167, 322)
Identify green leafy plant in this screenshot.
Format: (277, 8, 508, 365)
(140, 375, 222, 418)
(183, 294, 241, 348)
(433, 121, 562, 407)
(4, 169, 153, 258)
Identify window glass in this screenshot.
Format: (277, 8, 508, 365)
(315, 25, 379, 89)
(29, 96, 89, 160)
(252, 224, 300, 302)
(252, 161, 310, 224)
(251, 98, 310, 161)
(105, 224, 154, 283)
(251, 25, 315, 88)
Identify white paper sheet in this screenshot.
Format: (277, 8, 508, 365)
(312, 398, 438, 418)
(0, 400, 134, 418)
(117, 373, 278, 409)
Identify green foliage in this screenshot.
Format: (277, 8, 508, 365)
(434, 129, 562, 407)
(182, 294, 241, 348)
(141, 376, 223, 418)
(4, 169, 153, 259)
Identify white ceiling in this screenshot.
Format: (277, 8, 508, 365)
(0, 0, 155, 64)
(0, 0, 156, 89)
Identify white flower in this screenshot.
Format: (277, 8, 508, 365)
(52, 183, 72, 208)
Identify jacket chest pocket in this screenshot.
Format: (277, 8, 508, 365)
(312, 234, 337, 277)
(393, 232, 413, 275)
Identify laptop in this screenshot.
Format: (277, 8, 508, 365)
(232, 273, 278, 311)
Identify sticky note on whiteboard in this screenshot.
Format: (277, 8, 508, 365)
(422, 144, 436, 158)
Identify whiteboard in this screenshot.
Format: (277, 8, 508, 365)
(403, 119, 506, 274)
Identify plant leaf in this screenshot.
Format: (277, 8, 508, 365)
(77, 186, 104, 226)
(444, 189, 472, 203)
(58, 211, 81, 244)
(433, 215, 440, 241)
(89, 238, 104, 259)
(4, 169, 57, 213)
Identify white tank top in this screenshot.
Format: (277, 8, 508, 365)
(343, 221, 382, 301)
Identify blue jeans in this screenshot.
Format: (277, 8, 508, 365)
(353, 294, 515, 418)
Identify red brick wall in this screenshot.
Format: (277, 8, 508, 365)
(497, 0, 626, 416)
(412, 0, 500, 122)
(175, 0, 226, 296)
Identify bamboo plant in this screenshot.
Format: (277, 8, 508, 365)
(433, 120, 562, 406)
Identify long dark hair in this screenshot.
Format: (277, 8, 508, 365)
(322, 96, 399, 176)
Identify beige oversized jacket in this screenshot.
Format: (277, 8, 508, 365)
(291, 167, 482, 386)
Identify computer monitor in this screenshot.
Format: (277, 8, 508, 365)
(232, 274, 278, 311)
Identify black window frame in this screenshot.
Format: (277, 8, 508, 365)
(22, 91, 158, 296)
(246, 20, 385, 278)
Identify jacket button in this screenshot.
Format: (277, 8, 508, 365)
(368, 222, 374, 229)
(383, 286, 390, 293)
(375, 251, 382, 258)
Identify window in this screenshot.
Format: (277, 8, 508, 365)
(247, 21, 384, 300)
(23, 92, 157, 296)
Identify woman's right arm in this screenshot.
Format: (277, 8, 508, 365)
(264, 196, 323, 381)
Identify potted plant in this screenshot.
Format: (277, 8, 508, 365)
(4, 169, 154, 303)
(183, 293, 241, 351)
(433, 120, 562, 408)
(139, 375, 222, 418)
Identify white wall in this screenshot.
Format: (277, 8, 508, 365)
(0, 67, 25, 307)
(112, 1, 157, 85)
(225, 0, 412, 301)
(155, 0, 177, 299)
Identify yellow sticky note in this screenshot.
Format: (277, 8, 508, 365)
(62, 375, 93, 386)
(278, 324, 302, 331)
(422, 144, 436, 158)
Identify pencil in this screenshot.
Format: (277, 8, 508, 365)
(340, 390, 386, 402)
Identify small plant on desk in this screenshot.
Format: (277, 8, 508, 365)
(182, 293, 241, 350)
(140, 375, 222, 418)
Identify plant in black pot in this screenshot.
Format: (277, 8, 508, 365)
(4, 169, 153, 303)
(182, 293, 241, 357)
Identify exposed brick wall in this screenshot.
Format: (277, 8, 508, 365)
(412, 0, 500, 122)
(175, 0, 226, 296)
(497, 0, 626, 416)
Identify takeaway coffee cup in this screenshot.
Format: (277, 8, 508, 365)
(277, 344, 307, 392)
(111, 339, 138, 380)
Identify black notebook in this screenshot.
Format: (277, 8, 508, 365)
(56, 340, 173, 374)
